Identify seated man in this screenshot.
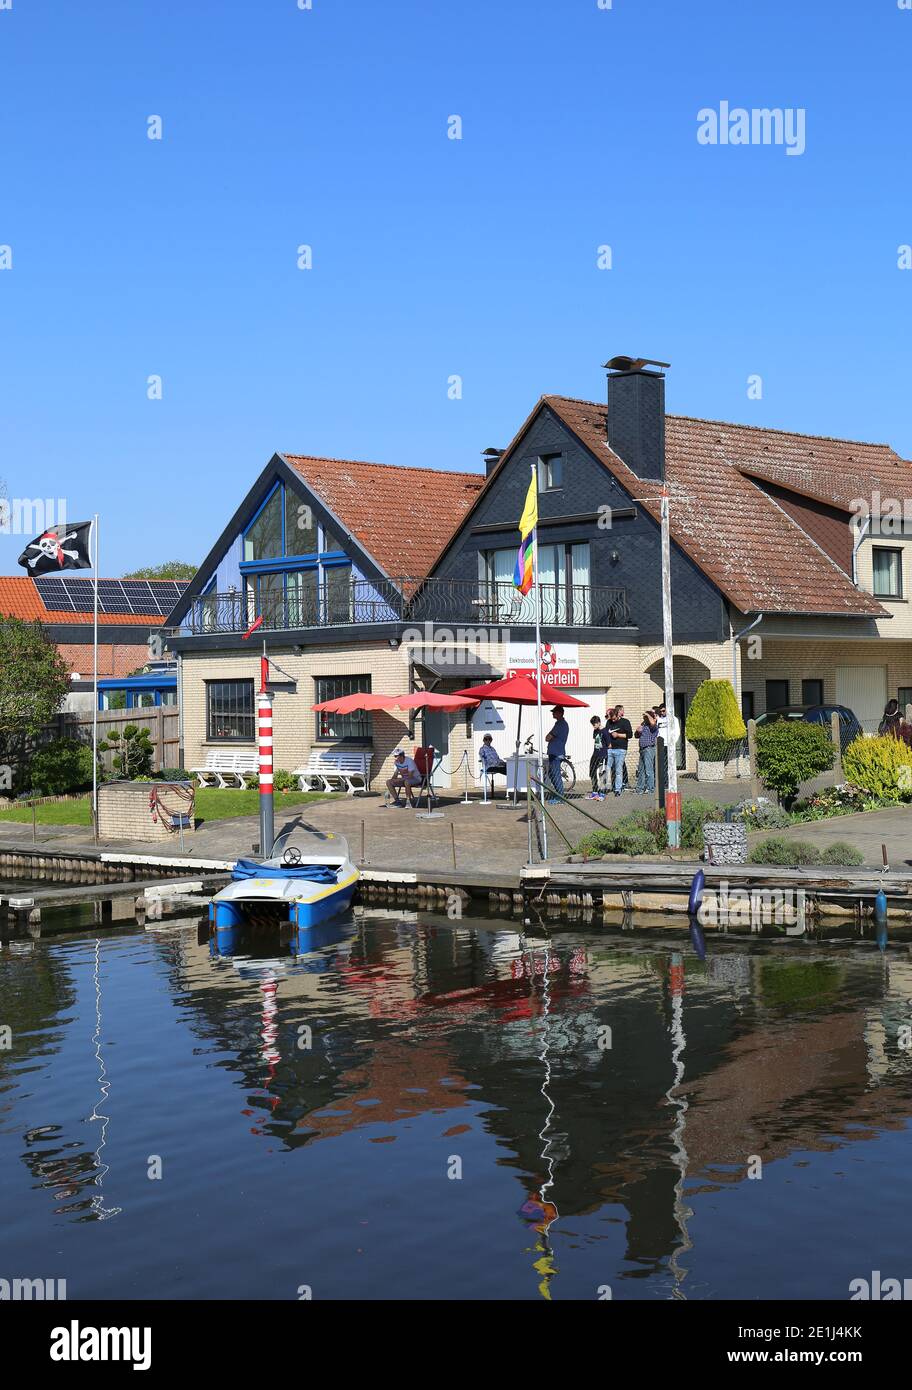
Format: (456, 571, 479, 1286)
(479, 734, 508, 792)
(385, 748, 422, 807)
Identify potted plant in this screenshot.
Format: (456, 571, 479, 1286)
(685, 679, 746, 782)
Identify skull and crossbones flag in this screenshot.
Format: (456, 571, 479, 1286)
(17, 520, 93, 575)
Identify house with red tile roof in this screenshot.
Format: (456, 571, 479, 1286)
(167, 363, 912, 784)
(0, 574, 184, 707)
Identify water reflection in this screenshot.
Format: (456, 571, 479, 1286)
(1, 904, 911, 1299)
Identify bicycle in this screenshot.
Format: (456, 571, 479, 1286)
(522, 736, 577, 795)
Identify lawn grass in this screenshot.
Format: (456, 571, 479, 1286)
(0, 788, 334, 828)
(0, 798, 92, 825)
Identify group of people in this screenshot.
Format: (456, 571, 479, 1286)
(478, 699, 680, 804)
(586, 703, 679, 799)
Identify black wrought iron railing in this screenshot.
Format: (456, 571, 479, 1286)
(186, 578, 630, 635)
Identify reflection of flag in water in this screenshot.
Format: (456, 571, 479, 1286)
(513, 474, 537, 595)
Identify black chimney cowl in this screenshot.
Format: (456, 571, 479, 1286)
(604, 356, 669, 482)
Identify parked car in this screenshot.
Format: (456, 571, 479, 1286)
(754, 703, 863, 751)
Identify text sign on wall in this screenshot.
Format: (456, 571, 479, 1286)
(506, 641, 580, 687)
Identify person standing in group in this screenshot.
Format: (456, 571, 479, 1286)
(545, 705, 569, 802)
(634, 708, 659, 794)
(602, 704, 633, 797)
(656, 701, 682, 786)
(588, 715, 606, 798)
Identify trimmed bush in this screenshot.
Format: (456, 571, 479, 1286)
(748, 836, 822, 866)
(842, 734, 912, 802)
(755, 720, 834, 807)
(820, 841, 865, 866)
(273, 769, 296, 792)
(685, 679, 746, 762)
(26, 738, 94, 796)
(156, 767, 190, 782)
(98, 724, 155, 779)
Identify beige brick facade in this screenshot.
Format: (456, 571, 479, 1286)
(179, 634, 744, 787)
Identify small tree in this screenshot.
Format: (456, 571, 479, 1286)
(123, 561, 197, 580)
(756, 721, 834, 807)
(0, 618, 70, 742)
(98, 724, 155, 779)
(685, 679, 746, 761)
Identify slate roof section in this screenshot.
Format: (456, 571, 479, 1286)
(542, 397, 891, 618)
(283, 454, 484, 584)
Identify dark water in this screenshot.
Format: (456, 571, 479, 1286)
(1, 900, 911, 1301)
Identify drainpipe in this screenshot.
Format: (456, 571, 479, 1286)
(852, 514, 871, 586)
(731, 613, 764, 697)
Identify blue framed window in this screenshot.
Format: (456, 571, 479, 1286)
(240, 482, 352, 626)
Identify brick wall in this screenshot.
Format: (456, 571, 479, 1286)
(56, 643, 151, 678)
(98, 781, 195, 842)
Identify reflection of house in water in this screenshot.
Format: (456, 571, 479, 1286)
(154, 919, 912, 1282)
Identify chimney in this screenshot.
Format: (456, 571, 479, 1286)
(603, 355, 670, 481)
(481, 447, 504, 477)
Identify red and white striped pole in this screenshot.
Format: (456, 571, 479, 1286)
(258, 654, 275, 857)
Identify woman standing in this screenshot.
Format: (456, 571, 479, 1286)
(879, 698, 903, 739)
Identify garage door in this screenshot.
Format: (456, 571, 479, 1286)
(835, 665, 886, 734)
(473, 688, 607, 774)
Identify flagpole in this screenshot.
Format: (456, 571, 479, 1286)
(531, 464, 548, 860)
(92, 513, 99, 844)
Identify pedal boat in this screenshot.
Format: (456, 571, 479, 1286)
(209, 829, 359, 931)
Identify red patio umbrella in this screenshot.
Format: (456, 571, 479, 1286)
(311, 692, 400, 713)
(453, 675, 587, 803)
(391, 692, 478, 711)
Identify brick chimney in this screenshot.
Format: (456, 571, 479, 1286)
(604, 355, 670, 481)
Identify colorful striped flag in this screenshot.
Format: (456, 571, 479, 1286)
(513, 473, 537, 595)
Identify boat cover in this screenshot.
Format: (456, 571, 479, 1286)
(231, 859, 339, 884)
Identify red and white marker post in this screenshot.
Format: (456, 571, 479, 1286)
(258, 654, 275, 857)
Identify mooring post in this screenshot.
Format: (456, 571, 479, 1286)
(257, 656, 275, 858)
(830, 710, 843, 783)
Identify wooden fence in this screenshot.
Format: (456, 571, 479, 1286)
(41, 707, 181, 774)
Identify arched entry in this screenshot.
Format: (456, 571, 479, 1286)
(643, 656, 713, 770)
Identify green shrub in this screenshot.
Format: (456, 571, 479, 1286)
(732, 796, 794, 830)
(273, 769, 296, 791)
(755, 721, 834, 807)
(820, 841, 865, 866)
(156, 767, 190, 782)
(842, 735, 912, 802)
(26, 738, 94, 796)
(241, 771, 259, 789)
(680, 797, 723, 850)
(613, 828, 661, 855)
(685, 680, 746, 761)
(748, 836, 822, 866)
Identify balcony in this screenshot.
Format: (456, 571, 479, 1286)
(185, 577, 631, 636)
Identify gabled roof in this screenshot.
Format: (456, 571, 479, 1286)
(0, 576, 166, 626)
(540, 397, 890, 618)
(283, 454, 484, 582)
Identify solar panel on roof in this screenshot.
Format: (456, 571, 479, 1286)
(34, 574, 189, 617)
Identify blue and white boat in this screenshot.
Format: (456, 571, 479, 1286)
(209, 827, 359, 933)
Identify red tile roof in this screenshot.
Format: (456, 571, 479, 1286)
(543, 398, 891, 618)
(0, 576, 164, 625)
(283, 454, 484, 585)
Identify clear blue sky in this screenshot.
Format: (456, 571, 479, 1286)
(1, 0, 909, 575)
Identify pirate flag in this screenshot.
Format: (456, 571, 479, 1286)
(17, 521, 93, 575)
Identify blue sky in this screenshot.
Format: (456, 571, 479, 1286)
(1, 0, 910, 575)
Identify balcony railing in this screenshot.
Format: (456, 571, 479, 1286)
(185, 577, 630, 635)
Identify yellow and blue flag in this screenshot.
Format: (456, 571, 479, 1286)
(513, 474, 537, 595)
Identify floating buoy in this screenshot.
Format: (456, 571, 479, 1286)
(874, 890, 888, 923)
(688, 869, 705, 918)
(689, 917, 707, 960)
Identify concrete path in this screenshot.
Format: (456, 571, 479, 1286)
(745, 806, 912, 870)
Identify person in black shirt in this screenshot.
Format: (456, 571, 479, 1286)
(601, 704, 633, 796)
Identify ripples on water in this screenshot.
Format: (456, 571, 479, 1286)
(0, 903, 910, 1300)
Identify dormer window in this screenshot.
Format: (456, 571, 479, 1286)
(537, 453, 563, 492)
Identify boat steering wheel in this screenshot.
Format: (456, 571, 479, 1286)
(283, 846, 302, 866)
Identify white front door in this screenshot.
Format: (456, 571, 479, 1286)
(835, 665, 886, 734)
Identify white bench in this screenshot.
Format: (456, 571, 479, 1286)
(191, 751, 260, 789)
(294, 749, 371, 796)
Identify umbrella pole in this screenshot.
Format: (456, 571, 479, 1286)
(512, 704, 523, 808)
